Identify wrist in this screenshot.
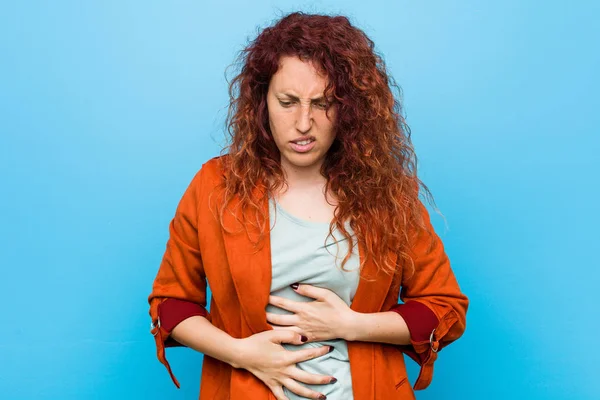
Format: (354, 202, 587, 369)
(342, 310, 364, 341)
(223, 337, 246, 369)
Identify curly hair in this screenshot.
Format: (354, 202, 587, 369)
(217, 11, 439, 277)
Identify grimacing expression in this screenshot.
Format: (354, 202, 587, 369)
(266, 55, 337, 172)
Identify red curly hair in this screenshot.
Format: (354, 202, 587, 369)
(216, 11, 439, 277)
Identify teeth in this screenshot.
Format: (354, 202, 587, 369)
(296, 140, 312, 146)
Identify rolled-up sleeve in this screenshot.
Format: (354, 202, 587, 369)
(159, 298, 208, 348)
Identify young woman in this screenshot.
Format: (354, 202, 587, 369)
(148, 11, 468, 400)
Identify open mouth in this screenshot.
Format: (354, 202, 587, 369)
(290, 138, 316, 153)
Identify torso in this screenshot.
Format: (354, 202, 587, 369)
(267, 194, 359, 400)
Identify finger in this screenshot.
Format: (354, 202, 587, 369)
(289, 345, 332, 364)
(269, 295, 302, 313)
(270, 330, 307, 345)
(289, 367, 336, 386)
(292, 284, 328, 301)
(270, 325, 303, 334)
(282, 378, 326, 400)
(266, 312, 299, 326)
(270, 385, 290, 400)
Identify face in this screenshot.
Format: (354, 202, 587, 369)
(266, 55, 337, 174)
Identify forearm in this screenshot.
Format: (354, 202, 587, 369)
(170, 315, 244, 368)
(344, 311, 411, 345)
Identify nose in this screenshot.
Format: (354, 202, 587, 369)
(295, 103, 313, 133)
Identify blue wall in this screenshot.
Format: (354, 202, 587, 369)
(1, 1, 598, 399)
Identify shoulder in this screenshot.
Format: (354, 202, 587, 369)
(201, 154, 229, 178)
(188, 154, 229, 189)
(202, 154, 229, 174)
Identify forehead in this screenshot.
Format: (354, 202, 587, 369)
(269, 55, 329, 94)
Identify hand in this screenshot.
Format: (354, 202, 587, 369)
(234, 330, 335, 400)
(267, 284, 358, 342)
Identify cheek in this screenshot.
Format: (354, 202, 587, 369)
(269, 111, 293, 136)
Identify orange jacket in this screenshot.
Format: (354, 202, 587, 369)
(148, 155, 469, 399)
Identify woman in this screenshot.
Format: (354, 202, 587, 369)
(148, 11, 468, 400)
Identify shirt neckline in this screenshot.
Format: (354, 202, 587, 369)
(271, 197, 332, 228)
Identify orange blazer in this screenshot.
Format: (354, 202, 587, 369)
(148, 155, 469, 400)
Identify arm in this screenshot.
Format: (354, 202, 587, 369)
(157, 299, 257, 369)
(169, 315, 246, 368)
(343, 311, 412, 345)
(275, 286, 437, 347)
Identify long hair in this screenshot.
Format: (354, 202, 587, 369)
(217, 11, 440, 277)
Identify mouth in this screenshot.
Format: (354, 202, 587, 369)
(289, 137, 316, 153)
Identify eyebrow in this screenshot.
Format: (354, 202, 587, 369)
(277, 93, 330, 102)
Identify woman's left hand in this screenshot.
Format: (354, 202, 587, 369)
(266, 284, 357, 342)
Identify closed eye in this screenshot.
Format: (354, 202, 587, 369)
(279, 100, 293, 107)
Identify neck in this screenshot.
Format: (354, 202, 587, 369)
(280, 158, 327, 188)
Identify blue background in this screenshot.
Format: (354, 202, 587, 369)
(1, 1, 598, 399)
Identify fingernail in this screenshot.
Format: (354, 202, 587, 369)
(330, 377, 337, 384)
(319, 395, 327, 400)
(290, 283, 299, 290)
(301, 335, 308, 342)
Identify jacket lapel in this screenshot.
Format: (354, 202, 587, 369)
(222, 183, 273, 334)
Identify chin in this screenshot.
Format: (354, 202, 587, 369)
(285, 153, 322, 169)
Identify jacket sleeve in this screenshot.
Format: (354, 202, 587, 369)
(388, 199, 469, 390)
(147, 166, 211, 389)
(160, 298, 208, 348)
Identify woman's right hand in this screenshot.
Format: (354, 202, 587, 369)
(234, 330, 335, 400)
